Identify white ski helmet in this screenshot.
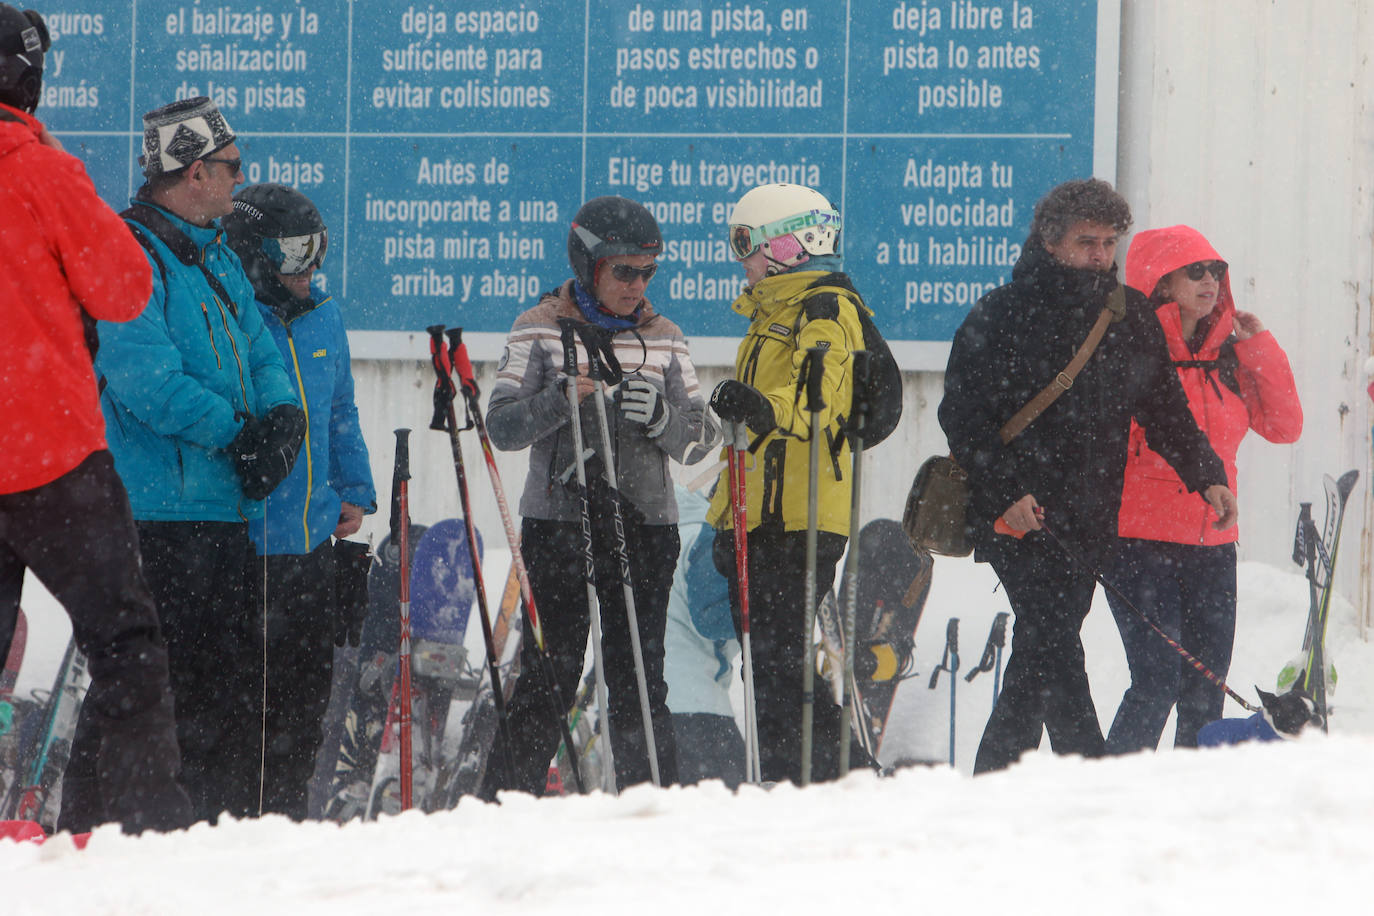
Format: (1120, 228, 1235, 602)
(727, 183, 842, 275)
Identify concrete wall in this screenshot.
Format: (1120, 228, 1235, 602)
(348, 1, 1374, 630)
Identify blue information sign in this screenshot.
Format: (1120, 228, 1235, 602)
(37, 0, 1116, 365)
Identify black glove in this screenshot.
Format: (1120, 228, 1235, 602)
(617, 378, 669, 437)
(231, 403, 307, 501)
(333, 539, 373, 648)
(709, 380, 775, 434)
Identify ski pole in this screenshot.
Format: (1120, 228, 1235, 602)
(837, 350, 870, 777)
(927, 617, 959, 767)
(426, 325, 517, 791)
(571, 320, 663, 788)
(965, 612, 1009, 709)
(1037, 519, 1261, 714)
(726, 419, 762, 784)
(555, 318, 618, 792)
(446, 328, 587, 795)
(799, 346, 826, 786)
(390, 428, 415, 811)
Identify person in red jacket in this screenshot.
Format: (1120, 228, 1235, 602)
(1108, 224, 1303, 752)
(0, 5, 192, 832)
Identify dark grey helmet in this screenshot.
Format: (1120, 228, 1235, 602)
(0, 5, 49, 114)
(224, 183, 328, 307)
(567, 196, 662, 290)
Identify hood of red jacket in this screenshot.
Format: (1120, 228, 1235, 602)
(0, 102, 41, 159)
(1125, 225, 1235, 355)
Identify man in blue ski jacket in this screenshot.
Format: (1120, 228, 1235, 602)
(225, 182, 376, 821)
(62, 96, 305, 829)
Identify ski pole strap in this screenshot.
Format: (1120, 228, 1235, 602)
(556, 317, 582, 379)
(965, 612, 1008, 683)
(446, 327, 480, 399)
(1038, 521, 1260, 714)
(795, 345, 828, 416)
(845, 349, 870, 441)
(573, 321, 624, 384)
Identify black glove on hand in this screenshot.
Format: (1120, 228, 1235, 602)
(333, 539, 373, 648)
(618, 378, 669, 438)
(232, 403, 306, 501)
(709, 380, 775, 434)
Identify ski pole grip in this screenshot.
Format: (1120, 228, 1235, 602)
(804, 346, 826, 412)
(991, 611, 1008, 647)
(557, 317, 581, 378)
(946, 617, 959, 657)
(426, 325, 452, 432)
(1292, 502, 1312, 566)
(390, 428, 411, 543)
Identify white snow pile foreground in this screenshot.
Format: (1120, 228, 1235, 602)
(4, 733, 1374, 916)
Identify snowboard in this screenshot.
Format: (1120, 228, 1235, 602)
(366, 519, 484, 817)
(0, 608, 28, 802)
(816, 519, 934, 759)
(319, 524, 425, 821)
(0, 638, 89, 828)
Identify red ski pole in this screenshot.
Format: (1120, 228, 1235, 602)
(727, 420, 761, 783)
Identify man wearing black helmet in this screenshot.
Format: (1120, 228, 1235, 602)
(0, 4, 193, 834)
(478, 195, 718, 797)
(224, 183, 376, 820)
(79, 95, 304, 826)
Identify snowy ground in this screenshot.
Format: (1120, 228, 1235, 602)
(5, 551, 1373, 914)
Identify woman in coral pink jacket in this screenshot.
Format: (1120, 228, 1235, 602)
(1107, 225, 1302, 752)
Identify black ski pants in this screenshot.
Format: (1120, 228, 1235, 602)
(480, 516, 679, 798)
(133, 520, 264, 823)
(0, 450, 192, 834)
(1104, 539, 1237, 752)
(713, 526, 867, 785)
(973, 534, 1106, 774)
(250, 541, 336, 820)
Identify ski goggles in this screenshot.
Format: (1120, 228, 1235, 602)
(263, 229, 328, 276)
(1182, 260, 1227, 281)
(728, 208, 842, 260)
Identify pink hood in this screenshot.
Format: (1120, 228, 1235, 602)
(1125, 225, 1236, 356)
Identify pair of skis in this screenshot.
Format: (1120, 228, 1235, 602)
(1283, 469, 1359, 731)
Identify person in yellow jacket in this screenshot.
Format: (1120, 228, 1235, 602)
(706, 183, 870, 784)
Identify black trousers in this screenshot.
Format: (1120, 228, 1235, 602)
(713, 526, 866, 785)
(250, 541, 336, 820)
(133, 520, 263, 822)
(481, 515, 679, 797)
(0, 451, 191, 834)
(973, 534, 1106, 774)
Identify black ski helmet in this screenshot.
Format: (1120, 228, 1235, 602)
(0, 5, 49, 114)
(224, 183, 328, 307)
(567, 196, 662, 290)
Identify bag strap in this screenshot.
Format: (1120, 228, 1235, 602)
(122, 203, 239, 318)
(998, 304, 1114, 444)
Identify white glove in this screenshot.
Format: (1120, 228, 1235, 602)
(620, 378, 669, 438)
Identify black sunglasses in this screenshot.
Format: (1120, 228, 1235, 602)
(1182, 260, 1227, 281)
(203, 155, 242, 175)
(609, 262, 657, 283)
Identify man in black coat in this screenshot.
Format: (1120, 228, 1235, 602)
(938, 179, 1237, 774)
